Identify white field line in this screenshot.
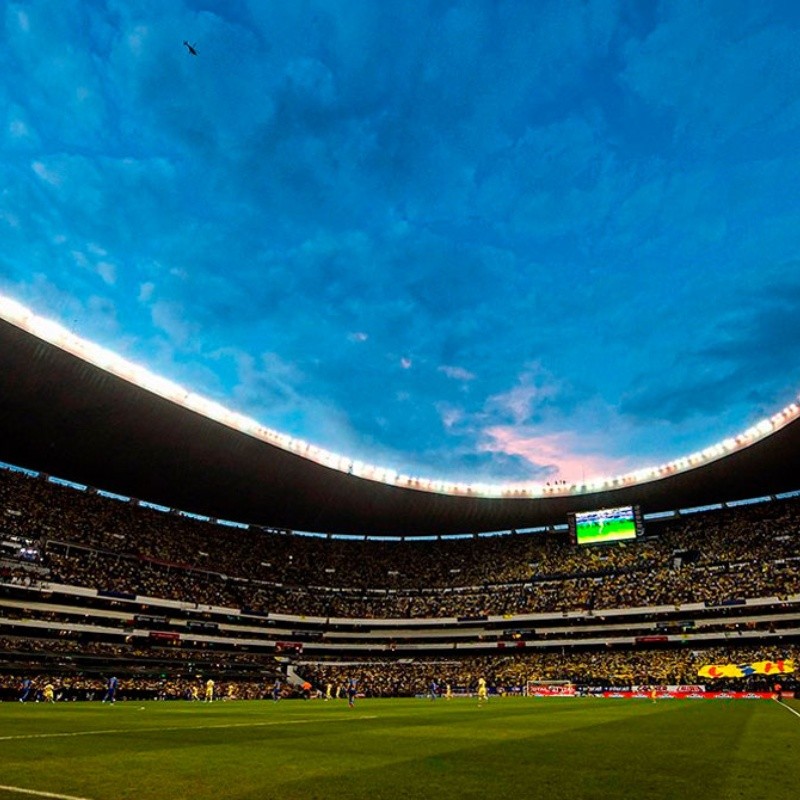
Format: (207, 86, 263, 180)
(0, 714, 378, 743)
(774, 698, 800, 721)
(0, 785, 94, 800)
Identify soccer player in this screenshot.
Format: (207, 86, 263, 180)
(102, 676, 118, 704)
(205, 678, 215, 702)
(271, 679, 281, 702)
(325, 683, 332, 701)
(19, 677, 33, 703)
(445, 682, 453, 700)
(43, 682, 55, 703)
(226, 684, 237, 701)
(477, 677, 488, 705)
(347, 678, 357, 708)
(429, 679, 438, 701)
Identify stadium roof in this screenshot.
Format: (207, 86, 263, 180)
(2, 310, 800, 536)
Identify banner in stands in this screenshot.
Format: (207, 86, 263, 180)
(275, 641, 303, 654)
(148, 631, 180, 642)
(600, 691, 773, 699)
(527, 685, 576, 697)
(698, 659, 794, 678)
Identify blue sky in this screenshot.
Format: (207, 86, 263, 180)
(2, 0, 800, 484)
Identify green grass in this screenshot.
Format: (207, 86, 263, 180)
(0, 697, 798, 800)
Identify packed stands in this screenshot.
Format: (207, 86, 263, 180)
(1, 465, 798, 695)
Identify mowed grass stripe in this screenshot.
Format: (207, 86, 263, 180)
(0, 699, 797, 800)
(717, 698, 800, 800)
(0, 714, 378, 741)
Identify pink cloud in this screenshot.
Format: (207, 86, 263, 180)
(480, 425, 630, 483)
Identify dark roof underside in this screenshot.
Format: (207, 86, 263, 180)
(1, 318, 799, 536)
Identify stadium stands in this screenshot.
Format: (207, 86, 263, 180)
(1, 465, 798, 697)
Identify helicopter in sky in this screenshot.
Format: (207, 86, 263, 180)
(183, 40, 198, 56)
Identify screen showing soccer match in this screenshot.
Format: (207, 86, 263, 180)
(572, 505, 641, 546)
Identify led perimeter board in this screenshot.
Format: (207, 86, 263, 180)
(570, 505, 643, 546)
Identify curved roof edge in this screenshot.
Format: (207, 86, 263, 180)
(2, 294, 799, 500)
(1, 295, 800, 535)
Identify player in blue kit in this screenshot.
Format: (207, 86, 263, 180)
(19, 677, 33, 702)
(102, 676, 118, 704)
(347, 679, 356, 707)
(347, 679, 357, 708)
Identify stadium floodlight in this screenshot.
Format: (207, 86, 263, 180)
(1, 290, 800, 501)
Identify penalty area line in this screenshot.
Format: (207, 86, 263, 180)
(0, 784, 94, 800)
(0, 714, 379, 742)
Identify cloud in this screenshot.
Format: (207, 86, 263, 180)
(3, 1, 800, 486)
(479, 426, 630, 483)
(621, 281, 800, 428)
(31, 161, 61, 186)
(438, 365, 475, 382)
(484, 368, 560, 425)
(150, 301, 197, 348)
(436, 403, 464, 431)
(138, 282, 155, 302)
(11, 5, 30, 33)
(621, 4, 800, 150)
(96, 261, 117, 286)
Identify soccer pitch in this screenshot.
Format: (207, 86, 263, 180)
(0, 698, 798, 800)
(576, 517, 637, 545)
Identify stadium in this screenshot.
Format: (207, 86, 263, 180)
(1, 304, 799, 798)
(2, 4, 800, 800)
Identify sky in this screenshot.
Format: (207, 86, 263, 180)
(2, 0, 800, 486)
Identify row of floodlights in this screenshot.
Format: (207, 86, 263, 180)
(1, 293, 798, 500)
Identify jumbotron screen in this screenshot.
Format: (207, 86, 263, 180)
(572, 505, 642, 546)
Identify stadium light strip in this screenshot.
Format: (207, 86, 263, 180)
(1, 293, 799, 500)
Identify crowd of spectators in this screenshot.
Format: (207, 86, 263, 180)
(28, 551, 800, 619)
(3, 643, 795, 702)
(0, 673, 279, 702)
(0, 634, 271, 668)
(1, 466, 799, 621)
(4, 465, 798, 699)
(298, 644, 800, 695)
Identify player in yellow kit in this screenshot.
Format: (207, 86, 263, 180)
(205, 679, 215, 702)
(43, 683, 55, 703)
(477, 677, 488, 705)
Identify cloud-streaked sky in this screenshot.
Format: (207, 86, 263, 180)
(2, 0, 800, 484)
